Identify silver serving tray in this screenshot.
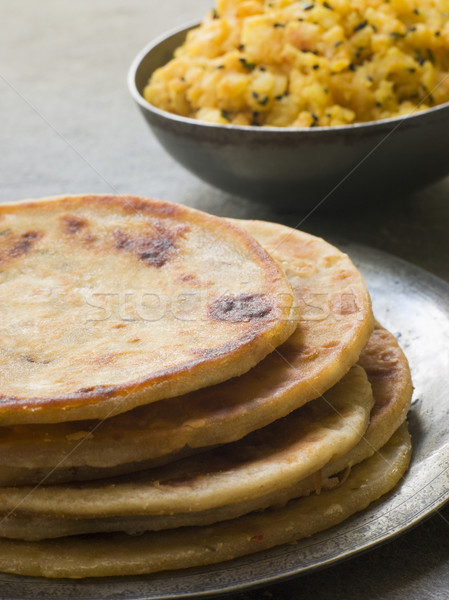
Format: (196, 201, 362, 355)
(0, 244, 448, 599)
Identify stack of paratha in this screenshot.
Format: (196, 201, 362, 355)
(0, 195, 412, 578)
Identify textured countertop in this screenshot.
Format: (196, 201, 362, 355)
(1, 1, 448, 598)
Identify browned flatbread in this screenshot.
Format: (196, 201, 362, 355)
(0, 424, 411, 578)
(0, 219, 373, 484)
(0, 195, 297, 425)
(0, 365, 373, 523)
(0, 322, 412, 540)
(0, 199, 412, 583)
(328, 321, 413, 473)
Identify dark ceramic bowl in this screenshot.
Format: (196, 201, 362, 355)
(128, 21, 449, 210)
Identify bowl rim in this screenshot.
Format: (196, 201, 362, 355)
(127, 19, 449, 134)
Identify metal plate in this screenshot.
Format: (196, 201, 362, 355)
(0, 245, 448, 599)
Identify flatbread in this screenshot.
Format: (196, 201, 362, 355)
(0, 322, 412, 540)
(0, 424, 411, 578)
(0, 220, 373, 484)
(326, 321, 413, 474)
(0, 365, 373, 522)
(0, 195, 297, 425)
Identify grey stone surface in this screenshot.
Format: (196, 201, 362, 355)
(0, 1, 448, 598)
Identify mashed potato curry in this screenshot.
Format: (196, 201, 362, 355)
(144, 0, 449, 127)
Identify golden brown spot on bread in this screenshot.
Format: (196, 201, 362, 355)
(23, 355, 51, 365)
(209, 293, 272, 322)
(363, 349, 399, 379)
(297, 345, 320, 362)
(0, 231, 43, 264)
(363, 365, 395, 379)
(178, 273, 204, 286)
(322, 340, 341, 349)
(10, 231, 42, 257)
(114, 229, 173, 267)
(113, 219, 187, 268)
(76, 385, 116, 396)
(333, 269, 353, 281)
(329, 293, 359, 316)
(93, 353, 117, 366)
(322, 254, 341, 268)
(60, 215, 87, 235)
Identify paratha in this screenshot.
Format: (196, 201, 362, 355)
(0, 425, 411, 578)
(0, 365, 373, 522)
(0, 220, 373, 484)
(327, 321, 413, 474)
(0, 195, 297, 425)
(0, 322, 412, 540)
